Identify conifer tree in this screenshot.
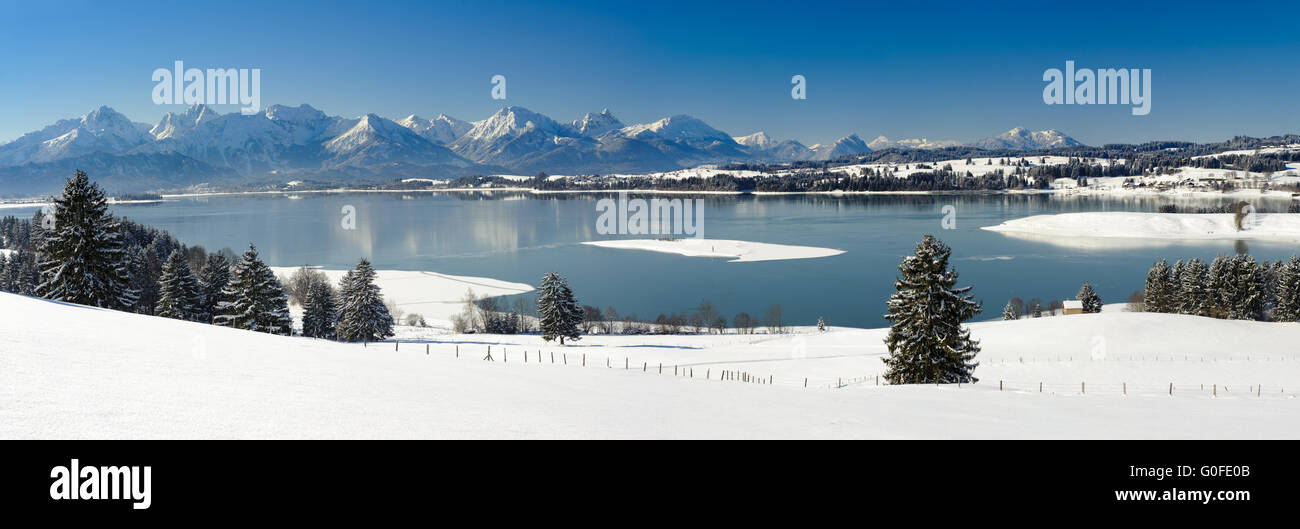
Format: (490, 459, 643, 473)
(301, 281, 338, 339)
(36, 171, 137, 309)
(197, 253, 231, 324)
(1178, 258, 1209, 316)
(214, 244, 293, 335)
(882, 235, 981, 384)
(1230, 255, 1264, 320)
(537, 272, 582, 345)
(1144, 259, 1173, 313)
(1207, 255, 1234, 318)
(155, 249, 201, 320)
(335, 259, 393, 342)
(1077, 282, 1102, 313)
(1274, 255, 1300, 322)
(1002, 299, 1019, 320)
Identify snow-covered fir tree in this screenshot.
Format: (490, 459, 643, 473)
(214, 244, 292, 335)
(1077, 282, 1102, 313)
(35, 170, 137, 310)
(36, 171, 137, 309)
(1230, 254, 1264, 320)
(882, 235, 981, 384)
(301, 281, 338, 339)
(1143, 259, 1173, 313)
(1207, 255, 1234, 318)
(1169, 259, 1186, 310)
(0, 253, 11, 292)
(1275, 255, 1300, 322)
(197, 253, 230, 324)
(1178, 258, 1209, 316)
(1002, 300, 1019, 320)
(155, 249, 202, 321)
(817, 315, 826, 331)
(335, 259, 393, 342)
(537, 272, 582, 345)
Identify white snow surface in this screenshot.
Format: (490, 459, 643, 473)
(582, 238, 845, 262)
(983, 212, 1300, 246)
(3, 292, 1298, 439)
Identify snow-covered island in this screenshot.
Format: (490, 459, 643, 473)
(983, 212, 1300, 244)
(582, 238, 845, 263)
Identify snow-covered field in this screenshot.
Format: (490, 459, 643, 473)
(268, 267, 533, 322)
(983, 212, 1300, 247)
(3, 292, 1297, 439)
(581, 238, 845, 263)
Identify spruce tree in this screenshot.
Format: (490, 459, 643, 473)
(1169, 260, 1186, 311)
(1230, 255, 1264, 320)
(1178, 258, 1209, 316)
(214, 244, 293, 335)
(155, 249, 201, 320)
(0, 254, 11, 292)
(882, 235, 981, 384)
(1274, 255, 1300, 322)
(1207, 255, 1234, 318)
(302, 281, 338, 339)
(36, 170, 137, 309)
(537, 272, 582, 345)
(1144, 259, 1172, 313)
(1077, 282, 1102, 313)
(197, 253, 231, 324)
(1002, 299, 1019, 320)
(335, 259, 393, 342)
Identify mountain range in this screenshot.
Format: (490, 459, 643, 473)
(0, 104, 1083, 195)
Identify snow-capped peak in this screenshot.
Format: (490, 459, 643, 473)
(733, 131, 774, 148)
(462, 106, 565, 143)
(618, 115, 731, 143)
(150, 104, 221, 140)
(571, 109, 623, 136)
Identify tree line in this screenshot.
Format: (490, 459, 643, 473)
(0, 171, 395, 342)
(1143, 254, 1300, 321)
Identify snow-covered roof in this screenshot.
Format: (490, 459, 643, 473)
(1063, 300, 1084, 309)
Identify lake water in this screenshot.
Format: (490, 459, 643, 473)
(18, 191, 1300, 328)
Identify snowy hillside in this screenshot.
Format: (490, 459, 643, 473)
(3, 291, 1297, 439)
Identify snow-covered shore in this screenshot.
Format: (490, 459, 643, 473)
(582, 238, 845, 262)
(983, 212, 1300, 244)
(3, 291, 1297, 439)
(269, 267, 532, 322)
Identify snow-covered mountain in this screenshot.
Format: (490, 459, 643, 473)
(970, 127, 1081, 150)
(150, 104, 221, 140)
(810, 134, 872, 161)
(396, 114, 472, 145)
(734, 132, 814, 162)
(0, 103, 1092, 195)
(867, 135, 963, 150)
(570, 109, 623, 136)
(0, 106, 152, 166)
(324, 114, 468, 168)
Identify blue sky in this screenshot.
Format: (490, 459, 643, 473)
(1, 0, 1297, 145)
